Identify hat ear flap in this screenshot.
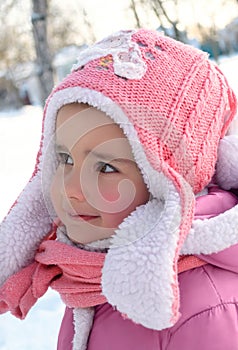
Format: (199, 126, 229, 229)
(101, 172, 195, 330)
(215, 134, 238, 190)
(0, 92, 59, 287)
(0, 173, 52, 286)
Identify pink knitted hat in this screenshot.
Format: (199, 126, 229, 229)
(48, 29, 236, 192)
(0, 29, 238, 331)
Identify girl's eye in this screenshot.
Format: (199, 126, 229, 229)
(57, 152, 74, 165)
(97, 162, 118, 174)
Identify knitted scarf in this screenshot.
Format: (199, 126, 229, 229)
(0, 229, 205, 320)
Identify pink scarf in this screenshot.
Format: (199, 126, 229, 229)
(0, 231, 205, 320)
(0, 235, 106, 319)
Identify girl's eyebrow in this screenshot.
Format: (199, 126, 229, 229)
(86, 150, 134, 164)
(55, 144, 69, 152)
(55, 145, 134, 164)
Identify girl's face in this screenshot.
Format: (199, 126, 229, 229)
(50, 103, 150, 244)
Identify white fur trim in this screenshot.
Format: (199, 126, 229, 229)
(226, 114, 238, 135)
(102, 182, 182, 330)
(0, 172, 51, 285)
(73, 307, 94, 350)
(215, 135, 238, 190)
(181, 203, 238, 254)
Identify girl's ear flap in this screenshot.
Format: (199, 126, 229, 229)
(0, 172, 52, 286)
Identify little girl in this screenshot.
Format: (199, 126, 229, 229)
(1, 29, 238, 350)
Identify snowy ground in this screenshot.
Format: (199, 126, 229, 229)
(0, 106, 64, 350)
(219, 54, 238, 96)
(0, 55, 237, 349)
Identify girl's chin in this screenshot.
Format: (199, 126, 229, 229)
(65, 224, 115, 245)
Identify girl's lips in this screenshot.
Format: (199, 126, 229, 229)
(68, 213, 99, 222)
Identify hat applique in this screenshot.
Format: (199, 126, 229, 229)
(96, 55, 113, 71)
(72, 30, 147, 80)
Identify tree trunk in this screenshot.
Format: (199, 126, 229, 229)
(152, 0, 181, 41)
(31, 0, 54, 105)
(130, 0, 142, 28)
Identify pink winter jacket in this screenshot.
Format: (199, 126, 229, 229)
(58, 187, 238, 350)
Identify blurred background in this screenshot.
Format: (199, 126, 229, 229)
(0, 0, 238, 349)
(1, 0, 238, 109)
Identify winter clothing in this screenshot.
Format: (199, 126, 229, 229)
(0, 226, 206, 320)
(0, 28, 238, 350)
(0, 238, 106, 318)
(57, 186, 238, 350)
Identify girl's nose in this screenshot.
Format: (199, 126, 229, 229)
(62, 167, 86, 202)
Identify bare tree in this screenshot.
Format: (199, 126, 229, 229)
(82, 8, 97, 43)
(130, 0, 143, 28)
(31, 0, 54, 105)
(129, 0, 185, 42)
(0, 0, 34, 68)
(152, 0, 183, 41)
(0, 1, 96, 77)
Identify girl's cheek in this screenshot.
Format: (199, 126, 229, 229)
(100, 185, 120, 202)
(102, 201, 138, 228)
(96, 179, 137, 214)
(93, 184, 121, 213)
(50, 169, 62, 210)
(50, 176, 57, 204)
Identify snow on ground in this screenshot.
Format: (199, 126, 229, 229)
(219, 54, 238, 96)
(0, 106, 42, 219)
(0, 55, 237, 349)
(0, 106, 64, 350)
